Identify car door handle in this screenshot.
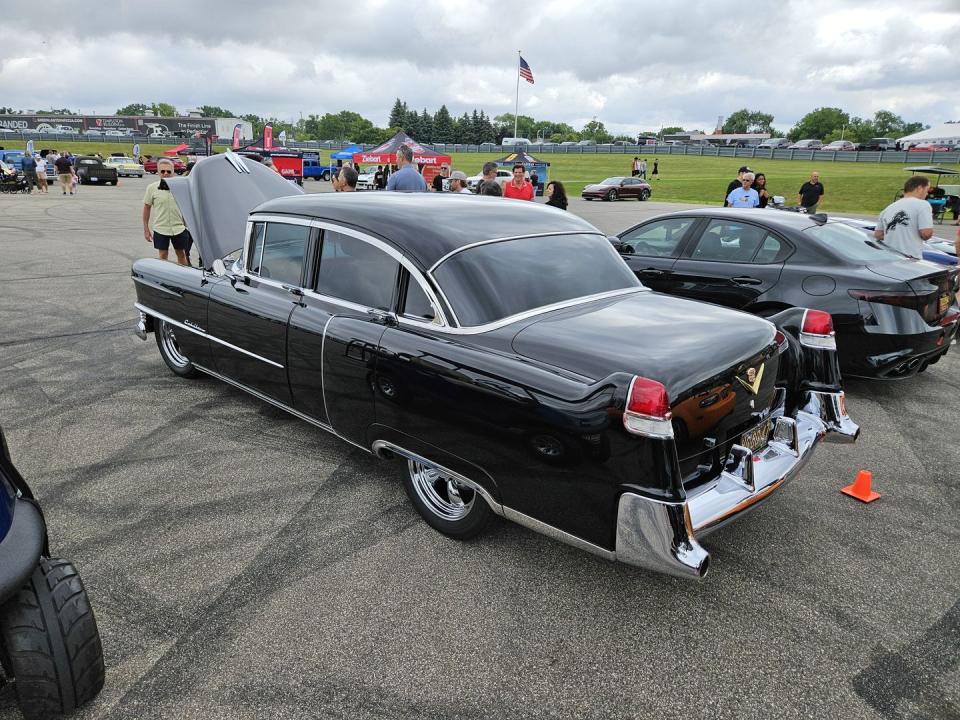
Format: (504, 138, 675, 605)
(366, 308, 398, 326)
(282, 284, 304, 297)
(640, 268, 665, 276)
(731, 276, 763, 286)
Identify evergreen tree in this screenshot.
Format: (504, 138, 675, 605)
(405, 109, 420, 138)
(419, 108, 434, 141)
(470, 109, 481, 145)
(433, 105, 454, 143)
(388, 98, 407, 129)
(478, 111, 495, 143)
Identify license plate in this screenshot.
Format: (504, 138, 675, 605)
(90, 177, 98, 182)
(939, 294, 950, 314)
(741, 419, 772, 453)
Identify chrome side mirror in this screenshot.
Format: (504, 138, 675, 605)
(212, 258, 227, 277)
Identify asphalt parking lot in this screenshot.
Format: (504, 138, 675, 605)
(0, 176, 958, 720)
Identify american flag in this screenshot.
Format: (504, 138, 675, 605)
(519, 56, 534, 84)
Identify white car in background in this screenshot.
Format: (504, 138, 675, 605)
(356, 167, 380, 191)
(466, 168, 511, 191)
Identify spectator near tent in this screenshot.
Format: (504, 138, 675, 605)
(352, 131, 451, 189)
(493, 148, 549, 197)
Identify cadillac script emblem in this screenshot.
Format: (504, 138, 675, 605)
(736, 363, 765, 395)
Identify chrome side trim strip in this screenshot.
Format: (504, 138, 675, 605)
(320, 314, 335, 434)
(428, 231, 603, 273)
(133, 275, 183, 298)
(135, 303, 285, 369)
(193, 363, 370, 454)
(501, 506, 617, 562)
(370, 440, 503, 515)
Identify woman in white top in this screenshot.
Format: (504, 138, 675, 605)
(34, 155, 48, 194)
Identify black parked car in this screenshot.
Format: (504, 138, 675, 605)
(73, 156, 118, 186)
(0, 427, 105, 719)
(613, 209, 959, 378)
(131, 154, 859, 579)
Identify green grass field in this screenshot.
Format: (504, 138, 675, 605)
(12, 138, 954, 215)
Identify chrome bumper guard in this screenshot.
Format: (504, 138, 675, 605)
(134, 310, 150, 341)
(615, 390, 859, 579)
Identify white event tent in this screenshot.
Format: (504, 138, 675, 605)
(897, 122, 960, 146)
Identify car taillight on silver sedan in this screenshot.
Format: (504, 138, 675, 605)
(623, 376, 673, 439)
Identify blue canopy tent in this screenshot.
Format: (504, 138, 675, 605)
(495, 149, 549, 196)
(331, 145, 363, 161)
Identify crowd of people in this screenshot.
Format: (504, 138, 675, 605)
(2, 149, 80, 195)
(328, 144, 570, 210)
(721, 165, 824, 212)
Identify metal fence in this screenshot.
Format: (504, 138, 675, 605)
(3, 131, 957, 165)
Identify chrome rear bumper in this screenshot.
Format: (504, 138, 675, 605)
(615, 390, 858, 579)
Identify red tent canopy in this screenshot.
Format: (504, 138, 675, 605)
(352, 132, 451, 166)
(163, 144, 189, 156)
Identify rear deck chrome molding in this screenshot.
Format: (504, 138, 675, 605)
(192, 363, 369, 453)
(135, 303, 284, 369)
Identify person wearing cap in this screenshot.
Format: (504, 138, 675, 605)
(449, 170, 471, 194)
(724, 166, 752, 206)
(431, 164, 450, 192)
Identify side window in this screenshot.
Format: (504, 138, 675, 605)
(690, 221, 766, 263)
(620, 217, 694, 257)
(246, 222, 266, 274)
(402, 275, 438, 322)
(316, 231, 400, 310)
(752, 233, 789, 264)
(255, 223, 309, 285)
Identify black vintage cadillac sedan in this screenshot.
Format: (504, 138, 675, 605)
(131, 154, 858, 579)
(614, 209, 960, 378)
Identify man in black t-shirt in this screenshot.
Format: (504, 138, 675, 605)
(724, 166, 751, 206)
(431, 164, 450, 192)
(798, 171, 825, 213)
(54, 154, 75, 195)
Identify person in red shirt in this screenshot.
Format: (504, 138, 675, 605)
(502, 163, 534, 201)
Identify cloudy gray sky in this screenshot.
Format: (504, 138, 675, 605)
(2, 0, 958, 134)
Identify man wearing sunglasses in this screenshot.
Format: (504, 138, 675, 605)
(142, 158, 190, 265)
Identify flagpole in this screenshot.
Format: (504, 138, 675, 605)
(514, 50, 521, 140)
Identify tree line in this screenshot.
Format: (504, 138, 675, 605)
(3, 102, 929, 145)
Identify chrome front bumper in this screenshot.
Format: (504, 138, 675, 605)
(615, 390, 859, 579)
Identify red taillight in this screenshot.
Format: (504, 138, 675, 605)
(624, 376, 673, 438)
(799, 309, 836, 350)
(847, 289, 918, 309)
(774, 330, 787, 349)
(627, 376, 670, 419)
(802, 309, 833, 335)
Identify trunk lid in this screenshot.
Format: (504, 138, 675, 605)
(167, 153, 303, 269)
(868, 259, 956, 323)
(510, 292, 781, 462)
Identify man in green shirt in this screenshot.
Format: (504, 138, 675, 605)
(142, 158, 190, 265)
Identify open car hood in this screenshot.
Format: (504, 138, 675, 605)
(167, 153, 303, 269)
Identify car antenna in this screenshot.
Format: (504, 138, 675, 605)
(809, 212, 829, 225)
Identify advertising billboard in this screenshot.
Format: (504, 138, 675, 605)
(33, 115, 84, 133)
(86, 116, 140, 132)
(137, 118, 217, 137)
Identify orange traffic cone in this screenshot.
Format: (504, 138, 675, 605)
(841, 470, 880, 503)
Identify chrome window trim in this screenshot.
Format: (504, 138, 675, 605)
(243, 219, 311, 286)
(427, 230, 603, 273)
(249, 213, 450, 328)
(135, 302, 284, 369)
(426, 230, 641, 332)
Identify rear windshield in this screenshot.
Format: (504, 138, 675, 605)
(434, 233, 640, 327)
(804, 223, 906, 262)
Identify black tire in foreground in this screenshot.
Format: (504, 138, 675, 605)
(402, 460, 493, 540)
(155, 319, 200, 378)
(0, 559, 105, 720)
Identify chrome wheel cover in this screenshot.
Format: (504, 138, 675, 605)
(160, 322, 190, 368)
(530, 433, 564, 458)
(408, 460, 475, 521)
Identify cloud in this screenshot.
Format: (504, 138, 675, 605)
(0, 0, 957, 134)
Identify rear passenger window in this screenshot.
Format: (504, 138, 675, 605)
(316, 231, 400, 310)
(753, 233, 789, 264)
(255, 222, 309, 285)
(690, 221, 765, 262)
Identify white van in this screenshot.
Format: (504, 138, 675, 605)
(501, 137, 531, 146)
